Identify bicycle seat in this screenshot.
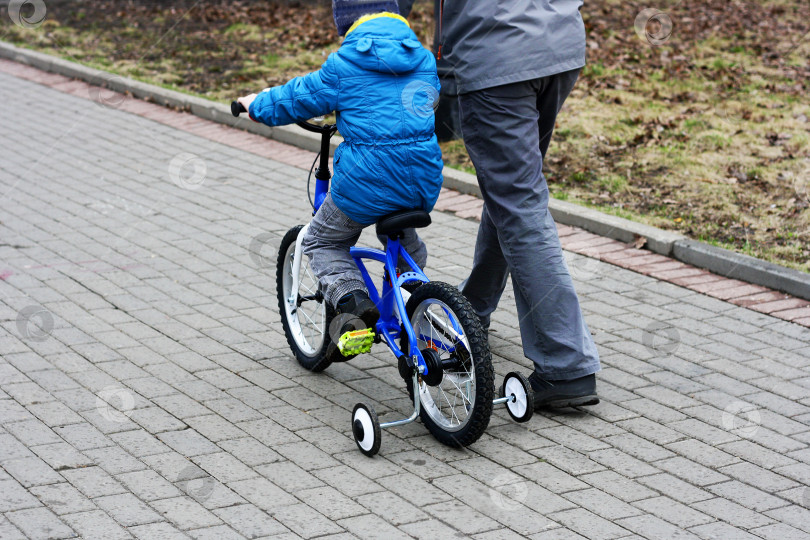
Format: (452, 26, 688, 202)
(376, 209, 431, 237)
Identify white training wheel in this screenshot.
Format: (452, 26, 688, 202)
(502, 372, 534, 423)
(352, 402, 381, 457)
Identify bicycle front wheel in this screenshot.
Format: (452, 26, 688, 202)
(277, 225, 333, 372)
(403, 282, 493, 447)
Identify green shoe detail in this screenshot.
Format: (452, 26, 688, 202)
(338, 328, 374, 356)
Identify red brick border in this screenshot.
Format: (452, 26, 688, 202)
(3, 58, 807, 328)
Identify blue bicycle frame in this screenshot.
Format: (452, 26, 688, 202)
(312, 171, 431, 376)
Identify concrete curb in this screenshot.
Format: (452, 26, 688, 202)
(673, 240, 810, 301)
(2, 41, 808, 300)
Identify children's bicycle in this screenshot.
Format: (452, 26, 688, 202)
(232, 102, 533, 456)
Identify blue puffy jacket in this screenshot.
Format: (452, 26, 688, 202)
(249, 13, 444, 225)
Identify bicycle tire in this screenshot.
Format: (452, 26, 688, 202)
(402, 282, 493, 447)
(277, 225, 333, 372)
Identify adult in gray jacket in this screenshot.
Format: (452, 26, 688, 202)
(440, 0, 601, 408)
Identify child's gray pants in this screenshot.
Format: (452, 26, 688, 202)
(302, 194, 428, 308)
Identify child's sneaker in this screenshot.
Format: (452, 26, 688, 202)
(336, 290, 379, 329)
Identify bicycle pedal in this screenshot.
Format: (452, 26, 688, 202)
(338, 328, 375, 356)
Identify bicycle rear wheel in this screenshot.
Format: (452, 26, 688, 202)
(277, 225, 333, 372)
(403, 282, 493, 447)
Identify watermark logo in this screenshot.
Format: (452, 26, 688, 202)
(634, 8, 673, 46)
(8, 0, 47, 29)
(176, 465, 216, 502)
(248, 232, 283, 269)
(168, 153, 207, 190)
(16, 305, 53, 341)
(401, 80, 439, 118)
(565, 250, 602, 282)
(642, 321, 681, 355)
(722, 401, 761, 438)
(89, 76, 128, 109)
(95, 386, 135, 423)
(489, 473, 528, 511)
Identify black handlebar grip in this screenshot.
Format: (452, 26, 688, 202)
(231, 101, 246, 117)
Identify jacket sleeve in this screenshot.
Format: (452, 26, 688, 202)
(249, 55, 339, 126)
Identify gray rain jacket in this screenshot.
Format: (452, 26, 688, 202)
(435, 0, 586, 94)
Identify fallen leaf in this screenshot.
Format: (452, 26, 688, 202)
(632, 235, 647, 249)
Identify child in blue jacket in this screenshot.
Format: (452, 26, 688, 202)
(238, 0, 443, 334)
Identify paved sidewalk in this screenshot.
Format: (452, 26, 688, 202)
(1, 69, 810, 540)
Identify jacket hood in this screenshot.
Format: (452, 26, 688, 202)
(339, 15, 425, 75)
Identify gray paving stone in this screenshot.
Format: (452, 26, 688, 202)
(547, 508, 631, 540)
(2, 456, 63, 487)
(355, 490, 428, 526)
(688, 521, 761, 540)
(214, 503, 290, 538)
(150, 496, 223, 530)
(718, 461, 799, 492)
(185, 415, 246, 443)
(273, 440, 342, 472)
(691, 497, 775, 529)
(158, 429, 221, 457)
(421, 499, 501, 536)
(29, 482, 96, 515)
(665, 438, 740, 469)
(84, 445, 146, 475)
(226, 477, 297, 511)
(31, 442, 94, 470)
(0, 516, 26, 540)
(763, 505, 810, 534)
(95, 492, 163, 526)
(638, 473, 714, 505)
(186, 524, 246, 540)
(312, 465, 382, 498)
(62, 466, 128, 498)
(3, 419, 62, 446)
(61, 510, 133, 540)
(54, 422, 113, 451)
(632, 496, 714, 528)
(750, 522, 810, 540)
(255, 461, 325, 493)
(529, 528, 589, 540)
(110, 429, 172, 458)
(339, 514, 413, 540)
(563, 488, 644, 520)
(191, 451, 258, 483)
(0, 478, 42, 512)
(655, 456, 730, 487)
(5, 506, 76, 539)
(616, 514, 702, 540)
(530, 445, 605, 476)
(116, 469, 183, 501)
(602, 433, 677, 462)
(128, 521, 189, 540)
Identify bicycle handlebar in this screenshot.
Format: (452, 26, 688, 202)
(230, 101, 336, 135)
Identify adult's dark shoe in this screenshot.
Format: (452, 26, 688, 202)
(528, 373, 599, 409)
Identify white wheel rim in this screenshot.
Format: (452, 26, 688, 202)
(282, 239, 325, 355)
(353, 408, 375, 451)
(411, 299, 475, 432)
(505, 377, 528, 418)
